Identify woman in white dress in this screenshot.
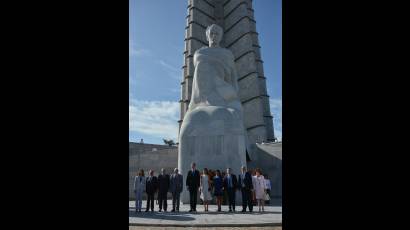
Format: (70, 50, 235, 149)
(253, 168, 266, 212)
(200, 168, 212, 212)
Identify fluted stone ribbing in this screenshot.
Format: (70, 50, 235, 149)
(179, 0, 274, 143)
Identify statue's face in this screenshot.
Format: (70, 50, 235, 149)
(207, 27, 222, 45)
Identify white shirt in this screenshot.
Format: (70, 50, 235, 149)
(264, 178, 272, 190)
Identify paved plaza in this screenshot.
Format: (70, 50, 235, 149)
(129, 200, 282, 228)
(129, 227, 282, 230)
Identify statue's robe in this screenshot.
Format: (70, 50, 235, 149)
(178, 47, 248, 203)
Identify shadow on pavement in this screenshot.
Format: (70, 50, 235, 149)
(129, 210, 195, 221)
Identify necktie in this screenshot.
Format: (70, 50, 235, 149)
(140, 177, 142, 183)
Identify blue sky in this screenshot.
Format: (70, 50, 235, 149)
(129, 0, 282, 144)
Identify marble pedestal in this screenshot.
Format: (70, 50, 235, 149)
(178, 105, 247, 204)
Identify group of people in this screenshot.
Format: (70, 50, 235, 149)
(133, 162, 272, 213)
(134, 168, 183, 212)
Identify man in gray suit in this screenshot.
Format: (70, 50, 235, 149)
(170, 168, 183, 212)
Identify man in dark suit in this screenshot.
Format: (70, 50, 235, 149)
(170, 168, 183, 212)
(238, 166, 253, 212)
(186, 162, 200, 212)
(223, 167, 238, 212)
(145, 170, 158, 212)
(157, 168, 170, 212)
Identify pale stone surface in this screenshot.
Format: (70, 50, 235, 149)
(129, 227, 282, 230)
(179, 25, 248, 203)
(129, 200, 282, 227)
(129, 143, 178, 200)
(248, 143, 282, 206)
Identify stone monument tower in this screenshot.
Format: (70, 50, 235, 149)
(178, 0, 276, 204)
(179, 0, 274, 151)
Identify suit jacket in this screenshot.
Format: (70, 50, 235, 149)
(186, 169, 200, 190)
(223, 174, 238, 191)
(133, 175, 146, 192)
(145, 176, 158, 194)
(170, 173, 183, 194)
(157, 174, 170, 193)
(237, 172, 253, 190)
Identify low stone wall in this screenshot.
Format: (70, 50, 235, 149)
(129, 141, 282, 205)
(129, 143, 178, 200)
(248, 142, 282, 206)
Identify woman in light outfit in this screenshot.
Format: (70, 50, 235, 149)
(252, 168, 266, 212)
(200, 168, 212, 212)
(133, 169, 146, 213)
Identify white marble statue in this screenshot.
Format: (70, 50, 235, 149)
(178, 24, 247, 203)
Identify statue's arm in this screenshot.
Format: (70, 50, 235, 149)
(230, 59, 240, 92)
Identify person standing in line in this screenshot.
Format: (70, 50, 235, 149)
(186, 162, 200, 212)
(200, 168, 212, 212)
(213, 169, 223, 212)
(157, 168, 170, 212)
(170, 168, 183, 212)
(223, 167, 238, 212)
(133, 169, 146, 213)
(238, 166, 253, 212)
(145, 170, 158, 212)
(253, 168, 266, 212)
(264, 174, 272, 204)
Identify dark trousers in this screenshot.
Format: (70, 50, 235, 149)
(241, 188, 253, 211)
(189, 188, 198, 210)
(158, 191, 167, 211)
(227, 188, 236, 210)
(172, 192, 180, 210)
(146, 193, 155, 211)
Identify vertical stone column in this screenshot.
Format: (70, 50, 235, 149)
(179, 0, 216, 134)
(179, 0, 275, 145)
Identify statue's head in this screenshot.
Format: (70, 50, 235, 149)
(206, 24, 223, 47)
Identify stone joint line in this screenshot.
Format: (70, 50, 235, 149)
(224, 15, 256, 34)
(226, 31, 258, 48)
(188, 6, 216, 21)
(224, 2, 248, 20)
(184, 36, 209, 46)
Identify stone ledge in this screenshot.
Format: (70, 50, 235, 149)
(129, 222, 282, 227)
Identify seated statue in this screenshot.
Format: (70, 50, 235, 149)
(178, 24, 247, 203)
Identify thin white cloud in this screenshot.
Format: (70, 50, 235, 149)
(158, 60, 181, 81)
(159, 60, 180, 72)
(129, 100, 179, 141)
(270, 98, 282, 141)
(129, 39, 152, 57)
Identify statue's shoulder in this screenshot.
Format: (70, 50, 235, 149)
(195, 46, 208, 53)
(221, 48, 235, 58)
